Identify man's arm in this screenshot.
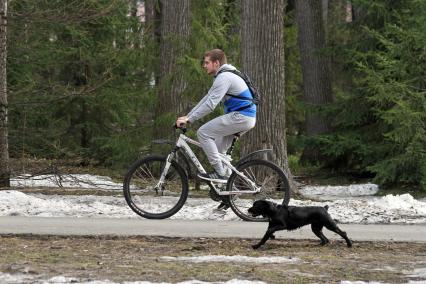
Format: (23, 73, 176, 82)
(187, 75, 231, 123)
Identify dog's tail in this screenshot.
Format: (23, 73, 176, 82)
(324, 205, 329, 211)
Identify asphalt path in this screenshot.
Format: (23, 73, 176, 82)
(1, 216, 426, 242)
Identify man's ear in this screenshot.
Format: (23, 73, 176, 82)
(214, 60, 221, 68)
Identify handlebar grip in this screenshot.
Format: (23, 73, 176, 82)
(173, 123, 187, 133)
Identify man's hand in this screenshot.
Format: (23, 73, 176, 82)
(176, 116, 189, 127)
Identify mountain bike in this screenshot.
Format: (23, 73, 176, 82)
(123, 126, 290, 221)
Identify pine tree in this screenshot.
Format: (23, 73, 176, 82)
(8, 0, 148, 166)
(317, 0, 426, 190)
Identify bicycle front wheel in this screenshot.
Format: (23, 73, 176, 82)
(123, 155, 189, 219)
(227, 159, 290, 222)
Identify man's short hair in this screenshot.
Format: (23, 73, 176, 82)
(204, 49, 227, 65)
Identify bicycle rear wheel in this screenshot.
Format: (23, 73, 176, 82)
(227, 159, 290, 222)
(123, 155, 189, 219)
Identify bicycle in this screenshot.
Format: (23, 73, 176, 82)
(123, 125, 290, 221)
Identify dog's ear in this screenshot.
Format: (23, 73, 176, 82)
(266, 201, 279, 213)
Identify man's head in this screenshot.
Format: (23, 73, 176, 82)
(203, 49, 227, 75)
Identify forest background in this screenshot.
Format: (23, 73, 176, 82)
(0, 0, 425, 194)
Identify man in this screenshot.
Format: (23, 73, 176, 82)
(176, 49, 256, 182)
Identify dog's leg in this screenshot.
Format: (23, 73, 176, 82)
(311, 224, 329, 246)
(324, 222, 352, 247)
(252, 225, 285, 249)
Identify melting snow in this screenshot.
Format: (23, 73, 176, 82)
(160, 255, 299, 263)
(0, 273, 265, 284)
(1, 174, 426, 224)
(340, 281, 383, 284)
(301, 183, 379, 197)
(11, 174, 122, 190)
(1, 189, 425, 224)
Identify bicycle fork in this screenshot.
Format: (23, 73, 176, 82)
(155, 151, 175, 190)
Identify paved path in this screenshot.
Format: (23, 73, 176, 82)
(1, 216, 426, 242)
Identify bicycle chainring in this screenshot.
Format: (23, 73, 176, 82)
(209, 188, 222, 202)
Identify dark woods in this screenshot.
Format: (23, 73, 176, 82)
(2, 0, 425, 192)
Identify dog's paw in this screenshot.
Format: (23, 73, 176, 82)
(252, 244, 261, 250)
(270, 234, 276, 240)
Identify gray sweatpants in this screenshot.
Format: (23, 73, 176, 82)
(197, 112, 256, 176)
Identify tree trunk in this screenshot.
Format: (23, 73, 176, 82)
(145, 0, 161, 42)
(154, 0, 189, 138)
(0, 0, 9, 187)
(240, 0, 296, 192)
(295, 0, 333, 162)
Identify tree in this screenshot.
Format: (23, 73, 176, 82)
(316, 0, 426, 190)
(7, 0, 147, 167)
(0, 0, 9, 187)
(154, 0, 190, 137)
(295, 0, 333, 162)
(240, 0, 295, 191)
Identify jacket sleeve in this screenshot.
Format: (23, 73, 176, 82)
(187, 75, 231, 123)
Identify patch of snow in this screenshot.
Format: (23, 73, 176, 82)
(12, 173, 380, 199)
(290, 194, 426, 224)
(301, 183, 379, 197)
(11, 174, 122, 190)
(0, 190, 135, 218)
(0, 272, 265, 284)
(1, 190, 426, 224)
(405, 267, 426, 283)
(339, 282, 384, 284)
(2, 174, 426, 224)
(0, 272, 34, 284)
(160, 255, 299, 264)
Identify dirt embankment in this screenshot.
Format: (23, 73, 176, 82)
(1, 234, 425, 283)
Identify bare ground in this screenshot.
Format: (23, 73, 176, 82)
(1, 234, 425, 283)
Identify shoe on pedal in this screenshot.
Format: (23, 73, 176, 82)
(216, 201, 230, 211)
(198, 171, 228, 183)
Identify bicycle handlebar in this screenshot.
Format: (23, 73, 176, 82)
(174, 123, 187, 133)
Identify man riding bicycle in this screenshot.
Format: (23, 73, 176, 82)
(176, 49, 256, 183)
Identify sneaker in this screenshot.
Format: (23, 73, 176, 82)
(216, 201, 230, 210)
(198, 171, 228, 183)
(212, 201, 230, 214)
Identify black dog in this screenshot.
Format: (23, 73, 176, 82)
(248, 200, 353, 249)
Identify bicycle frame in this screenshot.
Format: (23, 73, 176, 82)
(156, 133, 260, 195)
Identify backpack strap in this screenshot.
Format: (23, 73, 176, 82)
(215, 69, 255, 103)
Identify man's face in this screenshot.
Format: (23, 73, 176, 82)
(203, 56, 220, 75)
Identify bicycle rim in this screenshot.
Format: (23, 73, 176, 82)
(227, 159, 290, 222)
(123, 155, 188, 219)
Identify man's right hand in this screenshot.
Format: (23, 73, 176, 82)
(176, 116, 189, 127)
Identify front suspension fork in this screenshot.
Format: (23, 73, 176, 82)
(155, 151, 176, 189)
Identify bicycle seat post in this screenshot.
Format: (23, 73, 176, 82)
(226, 134, 240, 156)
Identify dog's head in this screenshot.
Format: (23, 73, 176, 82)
(248, 200, 281, 218)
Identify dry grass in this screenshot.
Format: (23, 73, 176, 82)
(1, 234, 425, 283)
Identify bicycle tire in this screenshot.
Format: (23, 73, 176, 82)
(123, 155, 189, 219)
(226, 159, 290, 222)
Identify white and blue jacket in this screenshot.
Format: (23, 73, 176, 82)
(187, 64, 256, 123)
